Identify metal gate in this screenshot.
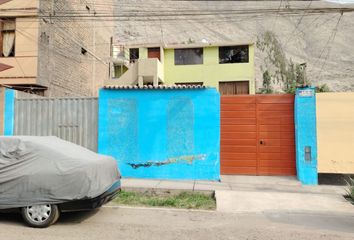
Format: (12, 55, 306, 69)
(14, 97, 98, 151)
(220, 94, 296, 176)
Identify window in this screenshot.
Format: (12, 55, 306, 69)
(1, 19, 16, 57)
(113, 64, 124, 78)
(174, 48, 203, 65)
(129, 48, 139, 63)
(110, 37, 113, 57)
(148, 47, 160, 61)
(81, 47, 87, 55)
(219, 45, 249, 64)
(219, 81, 249, 95)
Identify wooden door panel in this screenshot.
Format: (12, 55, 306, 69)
(257, 95, 295, 176)
(221, 139, 257, 146)
(221, 132, 257, 139)
(259, 117, 294, 125)
(220, 153, 257, 160)
(221, 111, 256, 118)
(257, 104, 294, 111)
(259, 160, 296, 168)
(221, 160, 257, 167)
(221, 96, 256, 104)
(221, 104, 256, 111)
(256, 95, 294, 104)
(259, 125, 281, 132)
(258, 152, 295, 161)
(257, 168, 296, 176)
(257, 139, 294, 146)
(222, 118, 257, 125)
(259, 146, 281, 153)
(220, 95, 295, 176)
(258, 111, 294, 118)
(221, 167, 257, 175)
(221, 146, 257, 153)
(221, 125, 257, 132)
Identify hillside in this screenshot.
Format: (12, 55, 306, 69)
(114, 0, 354, 92)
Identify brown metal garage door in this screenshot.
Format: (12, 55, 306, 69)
(220, 94, 296, 176)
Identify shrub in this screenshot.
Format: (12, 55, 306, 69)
(346, 177, 354, 204)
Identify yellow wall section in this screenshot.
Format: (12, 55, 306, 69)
(163, 45, 255, 93)
(139, 48, 148, 59)
(317, 93, 354, 174)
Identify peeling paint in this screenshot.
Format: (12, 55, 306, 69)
(127, 154, 207, 169)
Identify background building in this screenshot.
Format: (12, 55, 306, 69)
(107, 42, 255, 95)
(0, 0, 113, 97)
(114, 0, 354, 93)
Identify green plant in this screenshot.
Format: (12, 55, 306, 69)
(257, 31, 310, 94)
(345, 177, 354, 204)
(316, 84, 331, 93)
(259, 70, 273, 94)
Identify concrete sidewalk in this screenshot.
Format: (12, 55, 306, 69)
(121, 176, 354, 214)
(122, 175, 346, 195)
(121, 177, 230, 192)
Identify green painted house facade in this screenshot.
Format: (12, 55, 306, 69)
(109, 42, 255, 95)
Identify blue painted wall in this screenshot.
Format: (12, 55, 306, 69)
(98, 88, 220, 180)
(295, 87, 318, 185)
(4, 89, 15, 136)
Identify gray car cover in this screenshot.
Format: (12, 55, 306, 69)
(0, 136, 120, 209)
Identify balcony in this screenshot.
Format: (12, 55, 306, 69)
(106, 58, 164, 87)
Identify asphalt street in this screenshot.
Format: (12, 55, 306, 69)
(1, 206, 354, 240)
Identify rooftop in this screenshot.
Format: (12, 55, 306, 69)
(116, 40, 255, 50)
(104, 85, 207, 90)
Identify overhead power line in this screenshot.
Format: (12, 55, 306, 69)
(316, 12, 344, 81)
(2, 6, 354, 19)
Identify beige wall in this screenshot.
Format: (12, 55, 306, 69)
(138, 58, 164, 82)
(0, 0, 39, 16)
(0, 57, 37, 80)
(317, 93, 354, 174)
(15, 18, 39, 57)
(0, 87, 4, 135)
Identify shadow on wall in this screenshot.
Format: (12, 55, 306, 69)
(98, 88, 220, 181)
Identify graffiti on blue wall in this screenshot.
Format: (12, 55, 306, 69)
(98, 88, 220, 180)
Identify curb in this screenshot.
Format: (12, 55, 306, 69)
(103, 204, 216, 213)
(122, 187, 215, 196)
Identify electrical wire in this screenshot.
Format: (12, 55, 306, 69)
(316, 12, 344, 81)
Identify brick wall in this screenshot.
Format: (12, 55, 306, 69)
(38, 0, 113, 97)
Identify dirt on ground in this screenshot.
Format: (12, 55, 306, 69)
(1, 206, 354, 240)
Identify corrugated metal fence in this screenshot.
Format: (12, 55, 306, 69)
(14, 97, 98, 151)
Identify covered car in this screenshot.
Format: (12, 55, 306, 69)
(0, 136, 121, 228)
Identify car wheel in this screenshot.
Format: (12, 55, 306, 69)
(50, 206, 61, 225)
(21, 204, 59, 228)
